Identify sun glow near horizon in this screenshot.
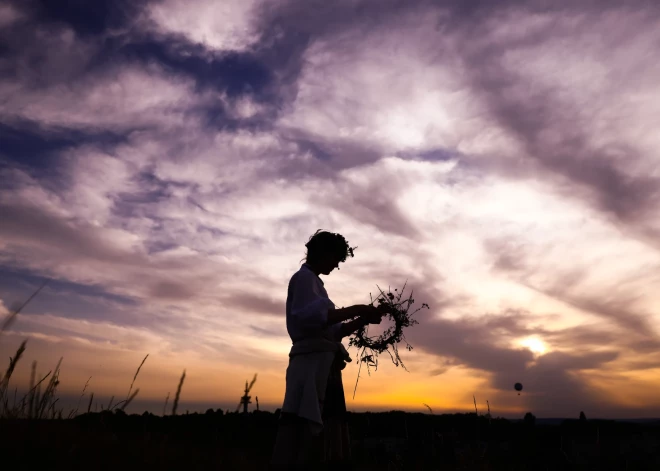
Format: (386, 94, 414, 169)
(519, 337, 548, 356)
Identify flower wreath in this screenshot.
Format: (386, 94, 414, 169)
(348, 282, 429, 397)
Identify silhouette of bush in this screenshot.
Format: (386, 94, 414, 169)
(524, 412, 536, 427)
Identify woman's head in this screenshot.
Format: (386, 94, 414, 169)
(303, 230, 356, 275)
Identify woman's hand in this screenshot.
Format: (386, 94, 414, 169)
(376, 302, 392, 315)
(330, 304, 373, 324)
(338, 305, 386, 338)
(360, 305, 385, 325)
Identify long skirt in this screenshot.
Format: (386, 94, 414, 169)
(270, 356, 352, 470)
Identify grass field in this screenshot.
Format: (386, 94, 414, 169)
(2, 408, 660, 470)
(2, 320, 660, 469)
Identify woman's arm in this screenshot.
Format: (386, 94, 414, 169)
(288, 273, 373, 337)
(327, 305, 368, 325)
(337, 305, 386, 338)
(338, 315, 370, 338)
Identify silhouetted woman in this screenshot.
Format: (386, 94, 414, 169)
(271, 230, 387, 470)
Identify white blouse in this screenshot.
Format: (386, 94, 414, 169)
(286, 263, 343, 343)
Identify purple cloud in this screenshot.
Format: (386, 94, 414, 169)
(2, 0, 660, 416)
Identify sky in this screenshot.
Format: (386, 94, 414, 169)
(1, 0, 660, 419)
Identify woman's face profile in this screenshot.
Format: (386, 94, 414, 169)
(318, 254, 341, 275)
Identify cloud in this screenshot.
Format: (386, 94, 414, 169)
(223, 292, 285, 318)
(0, 201, 142, 264)
(2, 0, 660, 416)
(0, 299, 8, 317)
(255, 0, 660, 239)
(411, 313, 623, 415)
(411, 310, 535, 374)
(0, 62, 207, 132)
(543, 292, 657, 343)
(8, 0, 155, 36)
(0, 3, 22, 28)
(274, 8, 478, 167)
(0, 196, 234, 309)
(483, 231, 660, 342)
(459, 5, 660, 233)
(144, 0, 261, 52)
(148, 280, 200, 300)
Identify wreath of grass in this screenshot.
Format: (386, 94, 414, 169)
(348, 282, 429, 398)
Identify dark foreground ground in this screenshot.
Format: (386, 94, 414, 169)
(1, 410, 660, 470)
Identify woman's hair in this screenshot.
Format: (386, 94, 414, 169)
(302, 230, 356, 264)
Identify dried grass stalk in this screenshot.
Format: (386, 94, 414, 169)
(126, 354, 148, 401)
(25, 370, 51, 419)
(121, 389, 140, 411)
(0, 340, 27, 402)
(163, 392, 170, 417)
(28, 361, 36, 417)
(36, 357, 62, 418)
(172, 370, 186, 416)
(0, 280, 48, 337)
(0, 344, 26, 417)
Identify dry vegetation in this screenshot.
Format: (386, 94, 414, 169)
(3, 340, 660, 470)
(3, 289, 660, 470)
